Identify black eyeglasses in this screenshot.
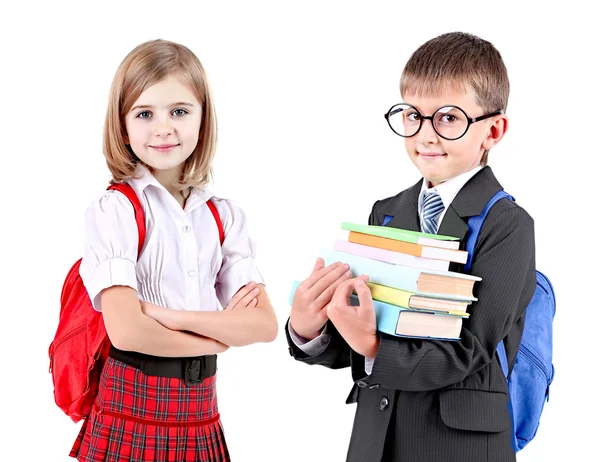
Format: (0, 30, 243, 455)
(384, 103, 504, 140)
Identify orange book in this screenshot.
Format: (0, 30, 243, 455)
(348, 231, 468, 264)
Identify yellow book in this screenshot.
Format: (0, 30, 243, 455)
(366, 282, 470, 317)
(367, 282, 411, 307)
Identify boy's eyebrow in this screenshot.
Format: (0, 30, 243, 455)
(130, 102, 196, 112)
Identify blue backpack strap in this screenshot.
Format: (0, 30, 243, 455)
(466, 190, 515, 376)
(464, 190, 514, 272)
(496, 338, 510, 378)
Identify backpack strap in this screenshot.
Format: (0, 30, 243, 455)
(107, 183, 146, 258)
(206, 200, 224, 246)
(464, 190, 514, 272)
(465, 189, 515, 379)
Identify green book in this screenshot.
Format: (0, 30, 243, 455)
(341, 222, 460, 249)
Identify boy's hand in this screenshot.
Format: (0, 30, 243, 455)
(290, 258, 352, 340)
(327, 277, 379, 358)
(226, 281, 260, 310)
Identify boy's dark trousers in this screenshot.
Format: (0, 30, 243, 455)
(286, 167, 536, 462)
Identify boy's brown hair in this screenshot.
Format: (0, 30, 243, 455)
(400, 32, 509, 166)
(104, 39, 218, 191)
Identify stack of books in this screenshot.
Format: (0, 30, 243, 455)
(291, 222, 482, 341)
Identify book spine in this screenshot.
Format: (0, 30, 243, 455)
(341, 222, 421, 243)
(349, 232, 423, 257)
(350, 295, 462, 340)
(321, 249, 420, 292)
(334, 239, 450, 271)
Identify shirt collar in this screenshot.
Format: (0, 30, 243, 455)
(127, 163, 216, 212)
(418, 165, 483, 213)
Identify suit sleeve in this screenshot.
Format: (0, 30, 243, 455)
(362, 203, 536, 391)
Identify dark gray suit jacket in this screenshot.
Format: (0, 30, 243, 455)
(286, 167, 537, 462)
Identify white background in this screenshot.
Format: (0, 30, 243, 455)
(1, 1, 598, 461)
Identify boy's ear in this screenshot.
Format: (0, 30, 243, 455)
(482, 115, 508, 151)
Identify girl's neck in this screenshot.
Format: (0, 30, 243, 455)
(149, 164, 188, 207)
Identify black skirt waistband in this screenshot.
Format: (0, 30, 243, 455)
(109, 346, 217, 386)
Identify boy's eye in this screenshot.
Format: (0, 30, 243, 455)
(440, 114, 457, 123)
(172, 108, 188, 117)
(406, 112, 420, 122)
(137, 111, 152, 119)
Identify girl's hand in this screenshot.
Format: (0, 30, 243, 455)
(141, 301, 182, 331)
(225, 281, 260, 310)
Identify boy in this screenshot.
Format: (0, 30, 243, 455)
(286, 32, 536, 462)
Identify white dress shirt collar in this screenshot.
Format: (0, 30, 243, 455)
(129, 163, 216, 213)
(418, 165, 483, 227)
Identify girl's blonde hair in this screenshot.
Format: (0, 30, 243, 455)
(400, 32, 509, 166)
(104, 39, 217, 190)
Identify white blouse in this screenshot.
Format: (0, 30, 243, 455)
(80, 164, 263, 313)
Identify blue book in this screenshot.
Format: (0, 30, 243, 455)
(320, 249, 480, 301)
(358, 296, 462, 340)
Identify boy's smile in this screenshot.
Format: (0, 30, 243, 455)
(402, 86, 507, 187)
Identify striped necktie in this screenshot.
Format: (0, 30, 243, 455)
(421, 191, 444, 234)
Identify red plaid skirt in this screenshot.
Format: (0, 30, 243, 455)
(70, 357, 230, 462)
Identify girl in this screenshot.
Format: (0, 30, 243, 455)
(70, 39, 278, 462)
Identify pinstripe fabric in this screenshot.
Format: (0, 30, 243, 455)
(70, 357, 229, 462)
(286, 167, 535, 462)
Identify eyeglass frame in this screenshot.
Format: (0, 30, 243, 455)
(384, 103, 505, 141)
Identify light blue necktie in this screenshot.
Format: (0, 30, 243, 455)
(421, 191, 444, 234)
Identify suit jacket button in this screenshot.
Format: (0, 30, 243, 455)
(357, 380, 368, 388)
(379, 396, 389, 411)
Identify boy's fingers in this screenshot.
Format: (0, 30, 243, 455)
(313, 257, 325, 272)
(354, 278, 374, 315)
(314, 269, 352, 307)
(304, 261, 344, 289)
(310, 262, 350, 296)
(331, 278, 359, 306)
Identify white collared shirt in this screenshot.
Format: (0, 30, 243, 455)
(417, 166, 483, 227)
(80, 164, 263, 312)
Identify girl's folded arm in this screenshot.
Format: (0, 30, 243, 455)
(101, 285, 229, 356)
(148, 284, 278, 347)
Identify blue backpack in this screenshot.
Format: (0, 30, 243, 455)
(465, 190, 556, 452)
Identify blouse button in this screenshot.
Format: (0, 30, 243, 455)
(182, 225, 191, 233)
(188, 270, 196, 277)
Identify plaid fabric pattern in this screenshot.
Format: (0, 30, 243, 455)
(70, 357, 229, 462)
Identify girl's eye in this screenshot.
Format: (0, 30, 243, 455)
(172, 108, 188, 117)
(137, 111, 152, 119)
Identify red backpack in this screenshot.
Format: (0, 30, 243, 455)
(48, 183, 225, 422)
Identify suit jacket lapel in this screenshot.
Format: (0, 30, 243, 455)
(379, 178, 422, 232)
(438, 166, 504, 242)
(436, 205, 469, 241)
(377, 167, 504, 244)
